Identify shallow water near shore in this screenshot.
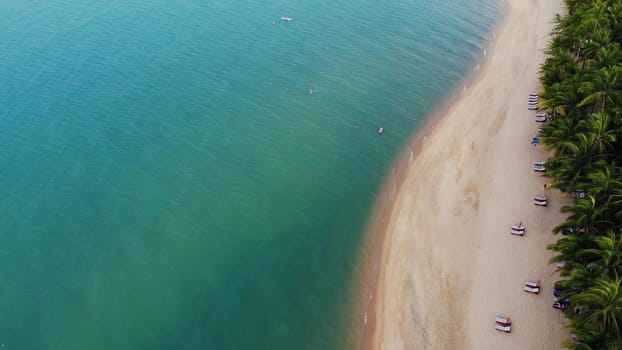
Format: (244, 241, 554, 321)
(0, 1, 496, 349)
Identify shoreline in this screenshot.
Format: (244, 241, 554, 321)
(352, 3, 507, 348)
(358, 0, 569, 348)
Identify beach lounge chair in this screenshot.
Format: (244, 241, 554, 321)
(528, 97, 539, 102)
(510, 222, 525, 235)
(495, 316, 511, 326)
(552, 301, 568, 309)
(529, 92, 539, 97)
(535, 115, 547, 122)
(553, 298, 570, 309)
(495, 324, 512, 332)
(511, 228, 525, 236)
(562, 227, 585, 235)
(533, 196, 547, 206)
(556, 261, 566, 268)
(533, 161, 546, 167)
(571, 190, 586, 199)
(524, 280, 541, 294)
(525, 280, 541, 288)
(528, 105, 538, 110)
(534, 165, 546, 172)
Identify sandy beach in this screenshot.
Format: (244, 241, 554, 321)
(370, 0, 569, 348)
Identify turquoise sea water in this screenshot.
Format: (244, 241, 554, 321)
(0, 1, 497, 349)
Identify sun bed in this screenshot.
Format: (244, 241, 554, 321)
(533, 196, 548, 206)
(528, 97, 539, 102)
(495, 324, 512, 332)
(571, 190, 586, 199)
(510, 223, 525, 235)
(555, 261, 566, 268)
(534, 165, 546, 172)
(525, 280, 541, 288)
(524, 285, 540, 294)
(528, 105, 538, 110)
(533, 161, 546, 166)
(496, 316, 511, 325)
(511, 228, 525, 236)
(528, 92, 539, 97)
(535, 115, 547, 122)
(553, 298, 570, 309)
(552, 301, 567, 309)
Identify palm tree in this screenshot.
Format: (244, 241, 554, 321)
(541, 116, 579, 154)
(579, 67, 622, 113)
(573, 279, 622, 340)
(578, 231, 622, 280)
(582, 163, 622, 204)
(562, 326, 618, 350)
(556, 264, 600, 297)
(610, 2, 622, 43)
(541, 81, 583, 118)
(558, 195, 613, 236)
(577, 112, 616, 155)
(549, 234, 591, 273)
(588, 44, 622, 71)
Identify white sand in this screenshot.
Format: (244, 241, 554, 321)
(371, 0, 570, 348)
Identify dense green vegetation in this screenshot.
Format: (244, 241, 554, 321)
(539, 0, 622, 348)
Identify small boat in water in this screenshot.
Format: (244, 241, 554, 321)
(377, 127, 384, 134)
(281, 16, 292, 21)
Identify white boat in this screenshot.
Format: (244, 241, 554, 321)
(377, 127, 384, 134)
(281, 16, 292, 21)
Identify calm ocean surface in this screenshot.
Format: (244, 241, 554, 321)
(0, 1, 497, 349)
